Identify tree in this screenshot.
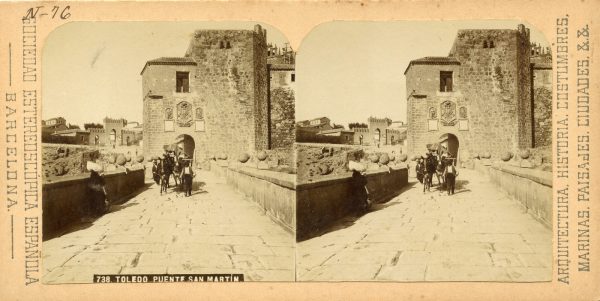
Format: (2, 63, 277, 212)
(348, 122, 368, 129)
(84, 123, 104, 130)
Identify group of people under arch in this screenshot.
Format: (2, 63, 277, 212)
(415, 146, 459, 195)
(151, 150, 195, 197)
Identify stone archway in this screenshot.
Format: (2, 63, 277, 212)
(175, 134, 196, 163)
(374, 129, 381, 145)
(439, 133, 459, 162)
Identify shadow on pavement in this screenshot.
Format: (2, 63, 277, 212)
(44, 182, 153, 241)
(300, 181, 418, 241)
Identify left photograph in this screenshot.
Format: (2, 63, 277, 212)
(41, 22, 296, 283)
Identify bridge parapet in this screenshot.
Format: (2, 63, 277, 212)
(475, 160, 552, 228)
(42, 167, 146, 239)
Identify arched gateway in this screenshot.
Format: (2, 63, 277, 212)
(175, 134, 195, 161)
(439, 133, 459, 162)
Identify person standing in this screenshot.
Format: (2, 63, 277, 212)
(351, 169, 370, 212)
(87, 166, 108, 217)
(415, 158, 424, 184)
(162, 153, 172, 189)
(180, 160, 194, 197)
(151, 158, 161, 185)
(424, 152, 437, 192)
(444, 158, 458, 195)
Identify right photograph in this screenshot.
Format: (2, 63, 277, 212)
(295, 21, 552, 282)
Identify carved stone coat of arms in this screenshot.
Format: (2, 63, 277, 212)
(440, 100, 457, 126)
(177, 101, 193, 127)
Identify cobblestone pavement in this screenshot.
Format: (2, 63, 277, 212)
(43, 171, 294, 283)
(297, 169, 552, 282)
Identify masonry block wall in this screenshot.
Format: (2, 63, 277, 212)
(142, 27, 269, 163)
(270, 87, 296, 150)
(406, 63, 465, 157)
(353, 127, 371, 145)
(532, 64, 552, 147)
(406, 25, 538, 160)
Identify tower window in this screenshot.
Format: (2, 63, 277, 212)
(176, 72, 190, 93)
(440, 71, 453, 92)
(226, 41, 231, 49)
(219, 41, 224, 49)
(291, 73, 295, 82)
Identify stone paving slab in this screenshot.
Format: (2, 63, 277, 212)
(43, 171, 294, 283)
(297, 169, 552, 282)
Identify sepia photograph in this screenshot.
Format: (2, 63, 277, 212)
(295, 21, 553, 281)
(41, 21, 296, 283)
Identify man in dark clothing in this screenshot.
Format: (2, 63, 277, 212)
(424, 152, 437, 191)
(87, 169, 108, 216)
(351, 170, 370, 212)
(444, 158, 458, 195)
(162, 153, 172, 189)
(151, 159, 161, 185)
(415, 158, 425, 184)
(180, 160, 194, 197)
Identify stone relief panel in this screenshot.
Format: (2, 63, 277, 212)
(177, 101, 193, 127)
(440, 100, 457, 126)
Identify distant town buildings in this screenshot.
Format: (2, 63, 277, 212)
(296, 116, 407, 146)
(42, 116, 143, 146)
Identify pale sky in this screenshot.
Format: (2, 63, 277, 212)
(42, 21, 290, 126)
(296, 20, 550, 127)
(43, 20, 549, 128)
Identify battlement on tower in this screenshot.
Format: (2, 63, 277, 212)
(103, 117, 127, 126)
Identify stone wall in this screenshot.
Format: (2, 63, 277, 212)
(532, 66, 552, 147)
(143, 28, 269, 164)
(270, 87, 295, 150)
(104, 118, 127, 146)
(210, 161, 295, 233)
(353, 127, 371, 145)
(406, 26, 534, 160)
(42, 167, 145, 239)
(474, 161, 552, 228)
(297, 167, 408, 241)
(405, 63, 467, 157)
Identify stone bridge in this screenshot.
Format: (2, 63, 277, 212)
(42, 170, 294, 283)
(297, 168, 552, 281)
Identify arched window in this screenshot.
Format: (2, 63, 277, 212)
(226, 41, 231, 49)
(219, 41, 224, 49)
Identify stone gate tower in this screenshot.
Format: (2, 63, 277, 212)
(404, 24, 543, 160)
(142, 25, 268, 163)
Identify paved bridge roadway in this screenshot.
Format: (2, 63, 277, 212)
(297, 168, 552, 282)
(43, 171, 294, 283)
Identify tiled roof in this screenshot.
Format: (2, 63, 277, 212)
(147, 57, 196, 64)
(404, 56, 460, 74)
(141, 57, 197, 74)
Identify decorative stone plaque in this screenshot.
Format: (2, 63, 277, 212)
(177, 101, 193, 127)
(440, 100, 457, 126)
